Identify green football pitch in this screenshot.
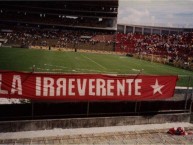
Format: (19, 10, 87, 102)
(0, 47, 192, 86)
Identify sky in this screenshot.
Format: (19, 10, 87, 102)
(118, 0, 193, 28)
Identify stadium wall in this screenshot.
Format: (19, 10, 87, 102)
(0, 113, 190, 132)
(117, 24, 193, 34)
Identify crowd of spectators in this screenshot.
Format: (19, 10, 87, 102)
(0, 27, 115, 51)
(116, 32, 193, 69)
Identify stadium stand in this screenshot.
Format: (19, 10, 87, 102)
(0, 27, 115, 51)
(0, 1, 118, 29)
(116, 31, 193, 70)
(0, 1, 118, 52)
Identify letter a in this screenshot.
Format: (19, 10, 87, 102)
(11, 75, 22, 95)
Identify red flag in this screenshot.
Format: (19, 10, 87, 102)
(0, 71, 178, 101)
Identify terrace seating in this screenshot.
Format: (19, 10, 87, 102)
(0, 27, 115, 51)
(115, 32, 193, 69)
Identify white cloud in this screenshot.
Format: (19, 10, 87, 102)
(118, 0, 193, 28)
(118, 7, 156, 25)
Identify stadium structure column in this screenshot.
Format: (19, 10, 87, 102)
(142, 27, 144, 35)
(124, 25, 126, 34)
(133, 27, 135, 33)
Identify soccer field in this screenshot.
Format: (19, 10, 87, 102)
(0, 47, 192, 86)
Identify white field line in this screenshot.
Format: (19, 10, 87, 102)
(32, 65, 104, 73)
(45, 64, 104, 72)
(132, 69, 141, 72)
(44, 64, 67, 68)
(30, 65, 116, 73)
(81, 54, 106, 69)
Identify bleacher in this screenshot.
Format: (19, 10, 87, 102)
(0, 1, 118, 51)
(0, 27, 115, 52)
(115, 32, 193, 70)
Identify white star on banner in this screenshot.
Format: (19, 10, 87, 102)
(151, 79, 164, 95)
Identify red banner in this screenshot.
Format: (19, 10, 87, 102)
(0, 71, 178, 101)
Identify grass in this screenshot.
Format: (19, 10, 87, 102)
(0, 47, 192, 86)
